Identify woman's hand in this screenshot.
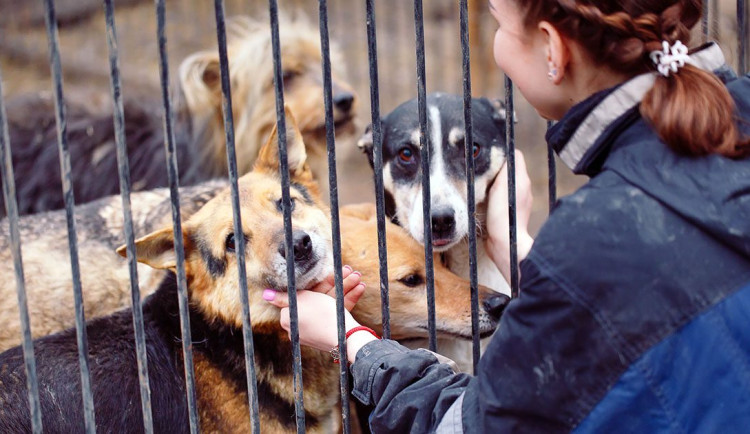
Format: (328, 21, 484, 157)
(485, 150, 535, 282)
(264, 289, 361, 352)
(308, 265, 365, 311)
(263, 265, 373, 363)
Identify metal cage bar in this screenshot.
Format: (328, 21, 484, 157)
(101, 0, 155, 431)
(413, 0, 438, 352)
(40, 0, 97, 431)
(364, 0, 391, 340)
(268, 1, 307, 432)
(0, 68, 43, 434)
(547, 121, 557, 212)
(504, 78, 519, 298)
(317, 0, 353, 432)
(211, 1, 262, 432)
(739, 0, 747, 75)
(153, 1, 200, 432)
(458, 0, 481, 373)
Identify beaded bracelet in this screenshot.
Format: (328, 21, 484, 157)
(330, 326, 380, 364)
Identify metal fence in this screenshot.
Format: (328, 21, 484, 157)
(0, 0, 748, 433)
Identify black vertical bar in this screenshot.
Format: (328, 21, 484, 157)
(413, 0, 437, 352)
(711, 0, 719, 41)
(547, 121, 556, 212)
(40, 1, 96, 431)
(318, 1, 351, 431)
(504, 78, 519, 298)
(702, 0, 709, 43)
(268, 1, 306, 432)
(212, 2, 262, 432)
(101, 1, 154, 431)
(154, 1, 200, 432)
(459, 0, 480, 373)
(365, 0, 390, 340)
(0, 69, 43, 434)
(738, 0, 747, 75)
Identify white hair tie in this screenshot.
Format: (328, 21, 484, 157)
(650, 40, 690, 77)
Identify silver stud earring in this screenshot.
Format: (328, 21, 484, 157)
(547, 67, 558, 81)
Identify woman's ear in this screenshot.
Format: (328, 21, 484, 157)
(539, 21, 569, 85)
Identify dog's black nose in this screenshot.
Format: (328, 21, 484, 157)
(484, 294, 511, 322)
(278, 230, 313, 263)
(431, 209, 455, 239)
(333, 92, 354, 112)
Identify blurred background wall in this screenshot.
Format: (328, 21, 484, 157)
(0, 0, 746, 234)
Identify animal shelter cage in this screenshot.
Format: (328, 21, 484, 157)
(0, 0, 748, 432)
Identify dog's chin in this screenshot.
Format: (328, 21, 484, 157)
(308, 114, 356, 137)
(431, 236, 463, 252)
(400, 325, 495, 341)
(299, 250, 334, 290)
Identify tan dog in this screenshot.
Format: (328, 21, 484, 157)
(1, 14, 356, 217)
(340, 203, 505, 342)
(179, 15, 358, 193)
(0, 110, 503, 432)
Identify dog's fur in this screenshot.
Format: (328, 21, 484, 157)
(0, 14, 356, 217)
(358, 93, 511, 372)
(0, 111, 503, 432)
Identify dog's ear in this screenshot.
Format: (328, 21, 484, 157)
(254, 106, 312, 182)
(117, 227, 181, 270)
(179, 50, 222, 112)
(485, 98, 517, 125)
(357, 123, 377, 168)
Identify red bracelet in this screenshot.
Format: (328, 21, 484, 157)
(331, 326, 380, 364)
(346, 325, 380, 340)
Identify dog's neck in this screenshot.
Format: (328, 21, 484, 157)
(442, 207, 511, 297)
(147, 273, 339, 431)
(442, 239, 511, 297)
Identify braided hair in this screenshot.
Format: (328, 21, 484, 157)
(516, 0, 748, 157)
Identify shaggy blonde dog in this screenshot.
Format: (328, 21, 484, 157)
(179, 15, 358, 189)
(1, 14, 357, 216)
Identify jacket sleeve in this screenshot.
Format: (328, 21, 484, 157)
(350, 339, 473, 433)
(351, 250, 622, 433)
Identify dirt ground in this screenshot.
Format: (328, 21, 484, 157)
(0, 0, 745, 235)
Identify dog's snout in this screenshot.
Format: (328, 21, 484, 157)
(278, 230, 313, 263)
(333, 92, 354, 112)
(484, 294, 511, 322)
(431, 209, 455, 239)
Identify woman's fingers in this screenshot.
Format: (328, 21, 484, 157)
(310, 265, 354, 295)
(262, 289, 288, 308)
(265, 265, 366, 313)
(344, 283, 365, 311)
(342, 269, 363, 293)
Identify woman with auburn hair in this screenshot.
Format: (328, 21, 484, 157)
(265, 0, 750, 431)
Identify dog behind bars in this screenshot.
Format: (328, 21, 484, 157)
(358, 93, 511, 372)
(0, 110, 506, 432)
(0, 14, 357, 217)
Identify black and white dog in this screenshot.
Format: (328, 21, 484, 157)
(359, 93, 511, 297)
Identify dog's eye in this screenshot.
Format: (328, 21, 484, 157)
(472, 143, 481, 158)
(398, 147, 414, 163)
(399, 274, 424, 287)
(275, 197, 296, 213)
(282, 70, 298, 83)
(225, 232, 249, 253)
(225, 233, 236, 253)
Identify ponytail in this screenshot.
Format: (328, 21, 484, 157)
(641, 65, 749, 158)
(515, 0, 750, 158)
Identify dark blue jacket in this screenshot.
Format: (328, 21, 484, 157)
(350, 43, 750, 433)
